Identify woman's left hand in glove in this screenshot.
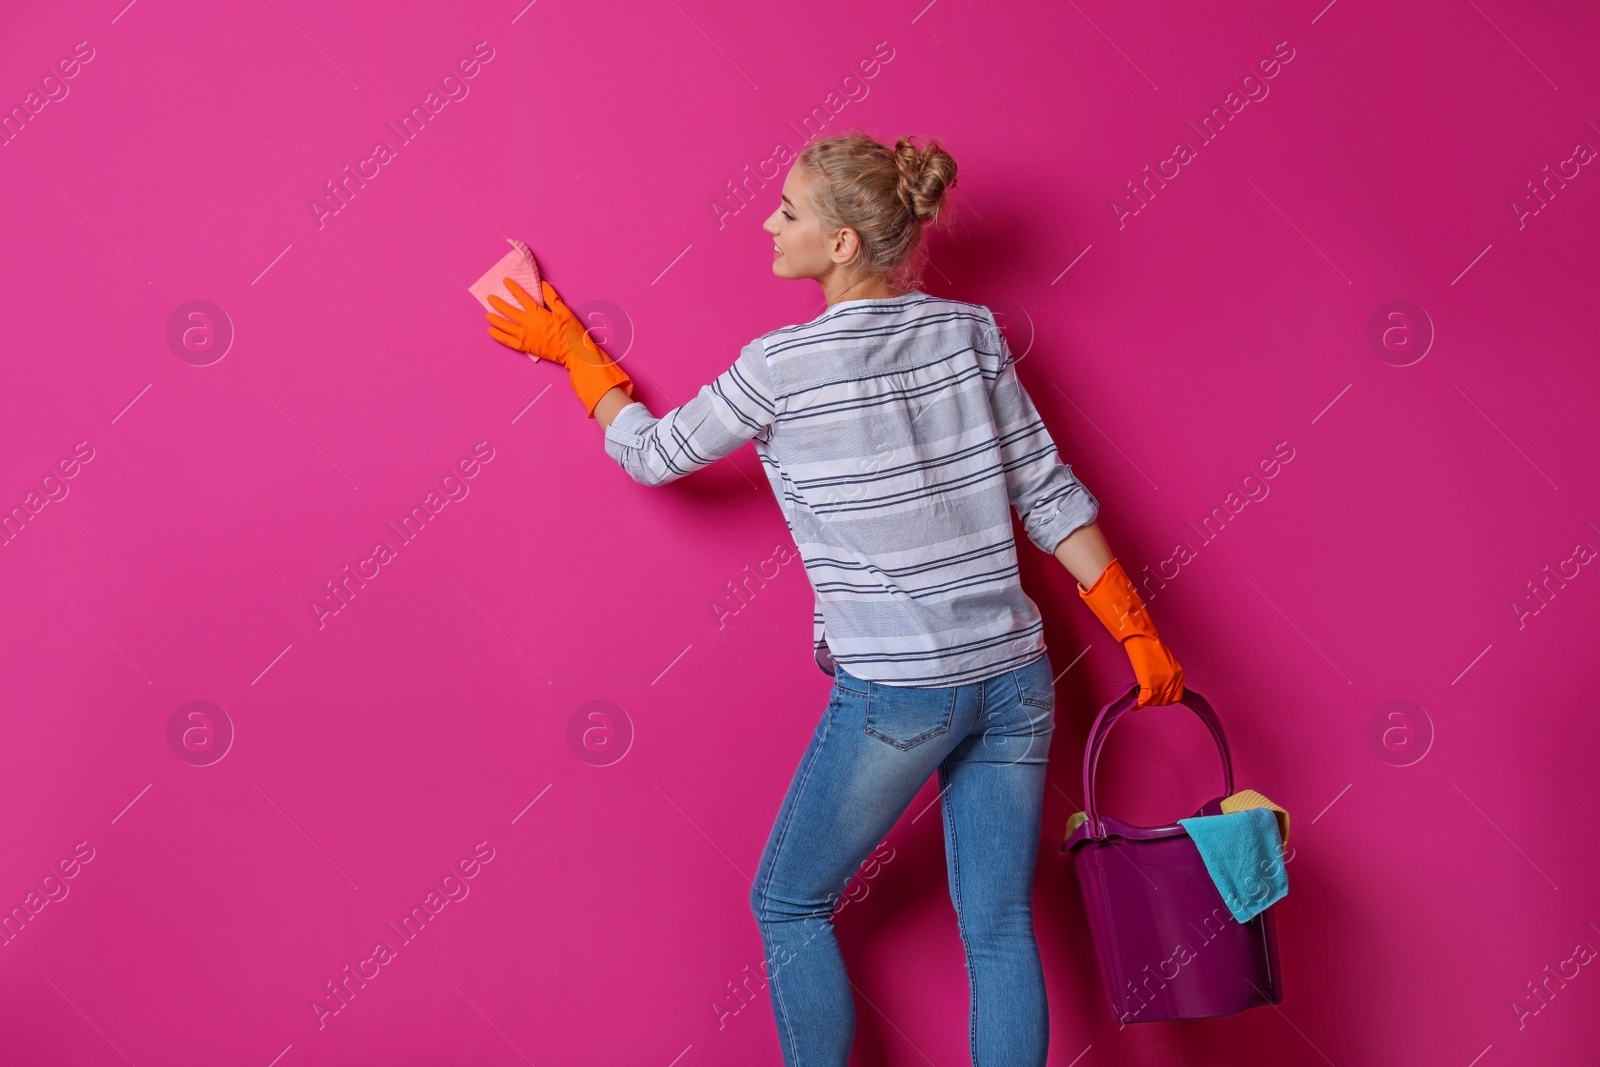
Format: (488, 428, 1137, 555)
(1078, 557, 1186, 709)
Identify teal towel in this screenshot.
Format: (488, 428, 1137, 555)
(1176, 807, 1288, 923)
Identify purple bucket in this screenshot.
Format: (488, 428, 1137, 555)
(1061, 684, 1284, 1023)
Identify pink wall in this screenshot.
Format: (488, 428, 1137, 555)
(2, 1, 1596, 1064)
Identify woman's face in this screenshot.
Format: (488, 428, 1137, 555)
(764, 164, 857, 281)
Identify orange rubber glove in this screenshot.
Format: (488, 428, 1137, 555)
(486, 277, 634, 418)
(1078, 557, 1185, 709)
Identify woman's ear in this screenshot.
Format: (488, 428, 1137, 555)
(830, 226, 860, 265)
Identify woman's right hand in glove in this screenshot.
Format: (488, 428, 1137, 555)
(486, 277, 588, 367)
(486, 277, 634, 418)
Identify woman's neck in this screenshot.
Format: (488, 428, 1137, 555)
(822, 274, 905, 307)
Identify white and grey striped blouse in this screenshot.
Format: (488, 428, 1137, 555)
(602, 290, 1099, 686)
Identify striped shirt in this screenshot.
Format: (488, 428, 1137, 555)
(602, 290, 1100, 686)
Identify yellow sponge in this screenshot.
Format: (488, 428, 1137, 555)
(1220, 789, 1290, 847)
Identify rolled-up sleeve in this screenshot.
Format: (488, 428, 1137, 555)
(602, 337, 778, 486)
(982, 309, 1100, 554)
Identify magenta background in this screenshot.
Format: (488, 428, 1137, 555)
(2, 1, 1598, 1064)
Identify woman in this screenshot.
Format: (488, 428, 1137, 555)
(486, 130, 1184, 1067)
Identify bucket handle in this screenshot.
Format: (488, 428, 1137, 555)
(1082, 683, 1235, 839)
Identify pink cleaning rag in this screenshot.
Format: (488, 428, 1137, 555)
(469, 238, 543, 311)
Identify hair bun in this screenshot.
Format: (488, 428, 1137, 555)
(893, 136, 956, 225)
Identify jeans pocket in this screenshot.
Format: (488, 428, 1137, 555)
(1014, 658, 1055, 710)
(863, 681, 955, 751)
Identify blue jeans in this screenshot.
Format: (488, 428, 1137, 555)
(749, 650, 1056, 1066)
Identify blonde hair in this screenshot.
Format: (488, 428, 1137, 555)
(797, 129, 958, 293)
